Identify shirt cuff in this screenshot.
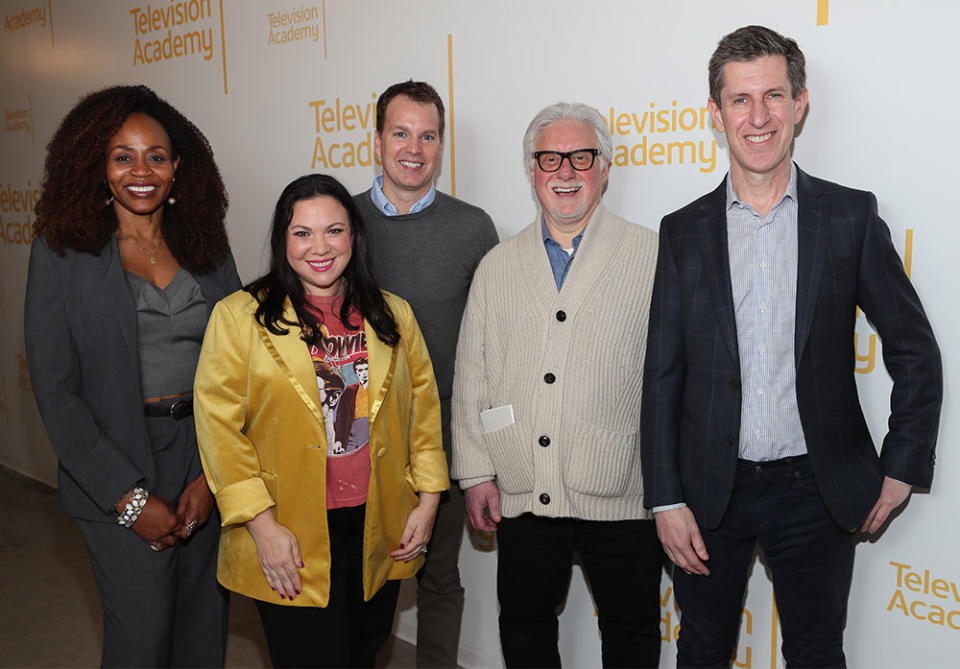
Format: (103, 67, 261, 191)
(653, 502, 687, 513)
(458, 476, 495, 490)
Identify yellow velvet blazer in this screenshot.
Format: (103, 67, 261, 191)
(194, 289, 449, 607)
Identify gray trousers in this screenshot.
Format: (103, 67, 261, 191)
(416, 482, 466, 667)
(76, 415, 228, 668)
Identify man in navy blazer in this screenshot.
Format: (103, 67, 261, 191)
(640, 25, 942, 667)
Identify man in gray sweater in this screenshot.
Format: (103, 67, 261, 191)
(452, 102, 662, 668)
(354, 80, 498, 668)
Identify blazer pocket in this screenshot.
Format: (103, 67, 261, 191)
(481, 422, 533, 494)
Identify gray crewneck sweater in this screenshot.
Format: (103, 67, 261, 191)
(355, 189, 499, 453)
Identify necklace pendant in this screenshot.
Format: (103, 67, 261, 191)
(149, 255, 158, 265)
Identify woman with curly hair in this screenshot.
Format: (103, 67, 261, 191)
(24, 85, 240, 667)
(193, 174, 449, 667)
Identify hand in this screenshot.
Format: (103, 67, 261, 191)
(246, 509, 303, 600)
(655, 506, 710, 576)
(390, 492, 441, 562)
(860, 476, 912, 534)
(175, 474, 215, 540)
(464, 481, 501, 532)
(124, 493, 184, 550)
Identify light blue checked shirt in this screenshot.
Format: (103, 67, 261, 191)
(727, 163, 807, 461)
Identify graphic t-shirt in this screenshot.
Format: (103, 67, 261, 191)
(304, 295, 370, 509)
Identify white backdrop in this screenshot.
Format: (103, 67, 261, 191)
(1, 1, 956, 666)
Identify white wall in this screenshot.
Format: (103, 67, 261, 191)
(1, 1, 956, 666)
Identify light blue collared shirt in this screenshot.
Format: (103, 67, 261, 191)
(726, 163, 806, 462)
(541, 217, 583, 290)
(655, 164, 805, 514)
(369, 174, 436, 216)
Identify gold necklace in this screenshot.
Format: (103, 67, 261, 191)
(118, 234, 164, 265)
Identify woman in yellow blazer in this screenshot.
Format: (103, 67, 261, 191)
(194, 174, 449, 668)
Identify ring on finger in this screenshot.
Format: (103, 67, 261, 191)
(150, 544, 161, 552)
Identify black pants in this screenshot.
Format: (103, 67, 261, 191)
(674, 456, 855, 668)
(496, 513, 662, 668)
(255, 505, 401, 668)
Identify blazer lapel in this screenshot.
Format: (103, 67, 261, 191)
(195, 268, 227, 318)
(365, 319, 398, 430)
(102, 235, 142, 392)
(254, 299, 326, 427)
(794, 168, 828, 367)
(697, 181, 740, 366)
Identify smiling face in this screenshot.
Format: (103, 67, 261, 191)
(531, 119, 608, 237)
(374, 94, 443, 212)
(105, 113, 179, 219)
(708, 54, 808, 186)
(285, 195, 353, 297)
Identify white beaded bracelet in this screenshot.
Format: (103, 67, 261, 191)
(116, 487, 149, 527)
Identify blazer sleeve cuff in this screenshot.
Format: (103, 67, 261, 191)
(215, 478, 275, 527)
(70, 434, 144, 514)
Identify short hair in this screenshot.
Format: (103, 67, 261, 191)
(34, 85, 230, 272)
(375, 80, 445, 140)
(708, 25, 806, 104)
(354, 356, 368, 369)
(522, 102, 612, 176)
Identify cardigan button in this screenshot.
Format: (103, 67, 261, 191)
(726, 434, 735, 446)
(539, 493, 551, 505)
(544, 373, 556, 384)
(539, 435, 551, 447)
(377, 448, 387, 457)
(555, 310, 566, 322)
(730, 377, 741, 390)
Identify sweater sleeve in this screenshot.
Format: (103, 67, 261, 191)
(451, 259, 497, 486)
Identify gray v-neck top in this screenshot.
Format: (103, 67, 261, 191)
(125, 268, 207, 399)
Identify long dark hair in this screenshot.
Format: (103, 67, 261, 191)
(245, 174, 400, 346)
(34, 85, 230, 273)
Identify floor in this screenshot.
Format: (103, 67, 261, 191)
(0, 465, 416, 668)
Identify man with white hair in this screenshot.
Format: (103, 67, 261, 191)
(452, 102, 662, 668)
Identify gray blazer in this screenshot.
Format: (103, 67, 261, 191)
(25, 235, 241, 521)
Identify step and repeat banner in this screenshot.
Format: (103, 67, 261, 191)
(1, 1, 956, 666)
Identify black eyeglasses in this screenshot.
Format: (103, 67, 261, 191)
(533, 149, 600, 172)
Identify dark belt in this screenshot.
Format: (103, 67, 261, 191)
(144, 398, 193, 420)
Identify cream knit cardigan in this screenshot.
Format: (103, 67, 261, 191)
(452, 204, 658, 521)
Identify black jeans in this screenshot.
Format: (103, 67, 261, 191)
(674, 456, 855, 668)
(255, 505, 401, 668)
(496, 513, 662, 668)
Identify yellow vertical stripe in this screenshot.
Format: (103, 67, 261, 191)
(904, 229, 913, 279)
(219, 0, 228, 94)
(447, 33, 457, 197)
(817, 0, 829, 25)
(322, 0, 328, 61)
(47, 0, 54, 47)
(28, 92, 35, 144)
(770, 594, 779, 669)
